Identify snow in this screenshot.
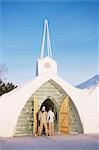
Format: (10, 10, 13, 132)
(0, 73, 98, 137)
(76, 74, 99, 89)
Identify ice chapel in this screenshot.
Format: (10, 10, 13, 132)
(0, 19, 98, 137)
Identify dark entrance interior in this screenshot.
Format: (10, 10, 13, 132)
(40, 98, 58, 132)
(40, 98, 55, 112)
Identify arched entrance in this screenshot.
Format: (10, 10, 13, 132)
(14, 80, 83, 136)
(40, 98, 58, 132)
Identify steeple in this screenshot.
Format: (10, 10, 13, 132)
(36, 19, 57, 76)
(40, 19, 52, 59)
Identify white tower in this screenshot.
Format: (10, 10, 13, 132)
(36, 19, 57, 76)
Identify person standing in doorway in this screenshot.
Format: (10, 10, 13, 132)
(47, 107, 54, 136)
(38, 106, 48, 136)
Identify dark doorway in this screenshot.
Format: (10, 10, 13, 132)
(40, 98, 58, 132)
(40, 98, 55, 112)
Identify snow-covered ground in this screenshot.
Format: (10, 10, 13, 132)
(0, 134, 98, 150)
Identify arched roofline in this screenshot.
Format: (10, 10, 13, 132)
(0, 72, 87, 137)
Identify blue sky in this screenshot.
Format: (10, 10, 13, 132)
(1, 0, 98, 86)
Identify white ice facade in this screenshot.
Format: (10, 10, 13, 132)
(0, 19, 98, 137)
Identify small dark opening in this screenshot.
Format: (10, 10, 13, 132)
(39, 98, 58, 133)
(40, 98, 54, 112)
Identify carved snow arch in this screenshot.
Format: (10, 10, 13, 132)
(14, 80, 83, 136)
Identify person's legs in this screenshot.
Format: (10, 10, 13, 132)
(49, 122, 51, 136)
(51, 122, 54, 136)
(44, 122, 48, 136)
(38, 122, 43, 136)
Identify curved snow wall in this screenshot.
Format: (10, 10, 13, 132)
(14, 80, 83, 136)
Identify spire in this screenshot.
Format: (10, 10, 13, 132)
(36, 19, 57, 76)
(40, 19, 52, 59)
